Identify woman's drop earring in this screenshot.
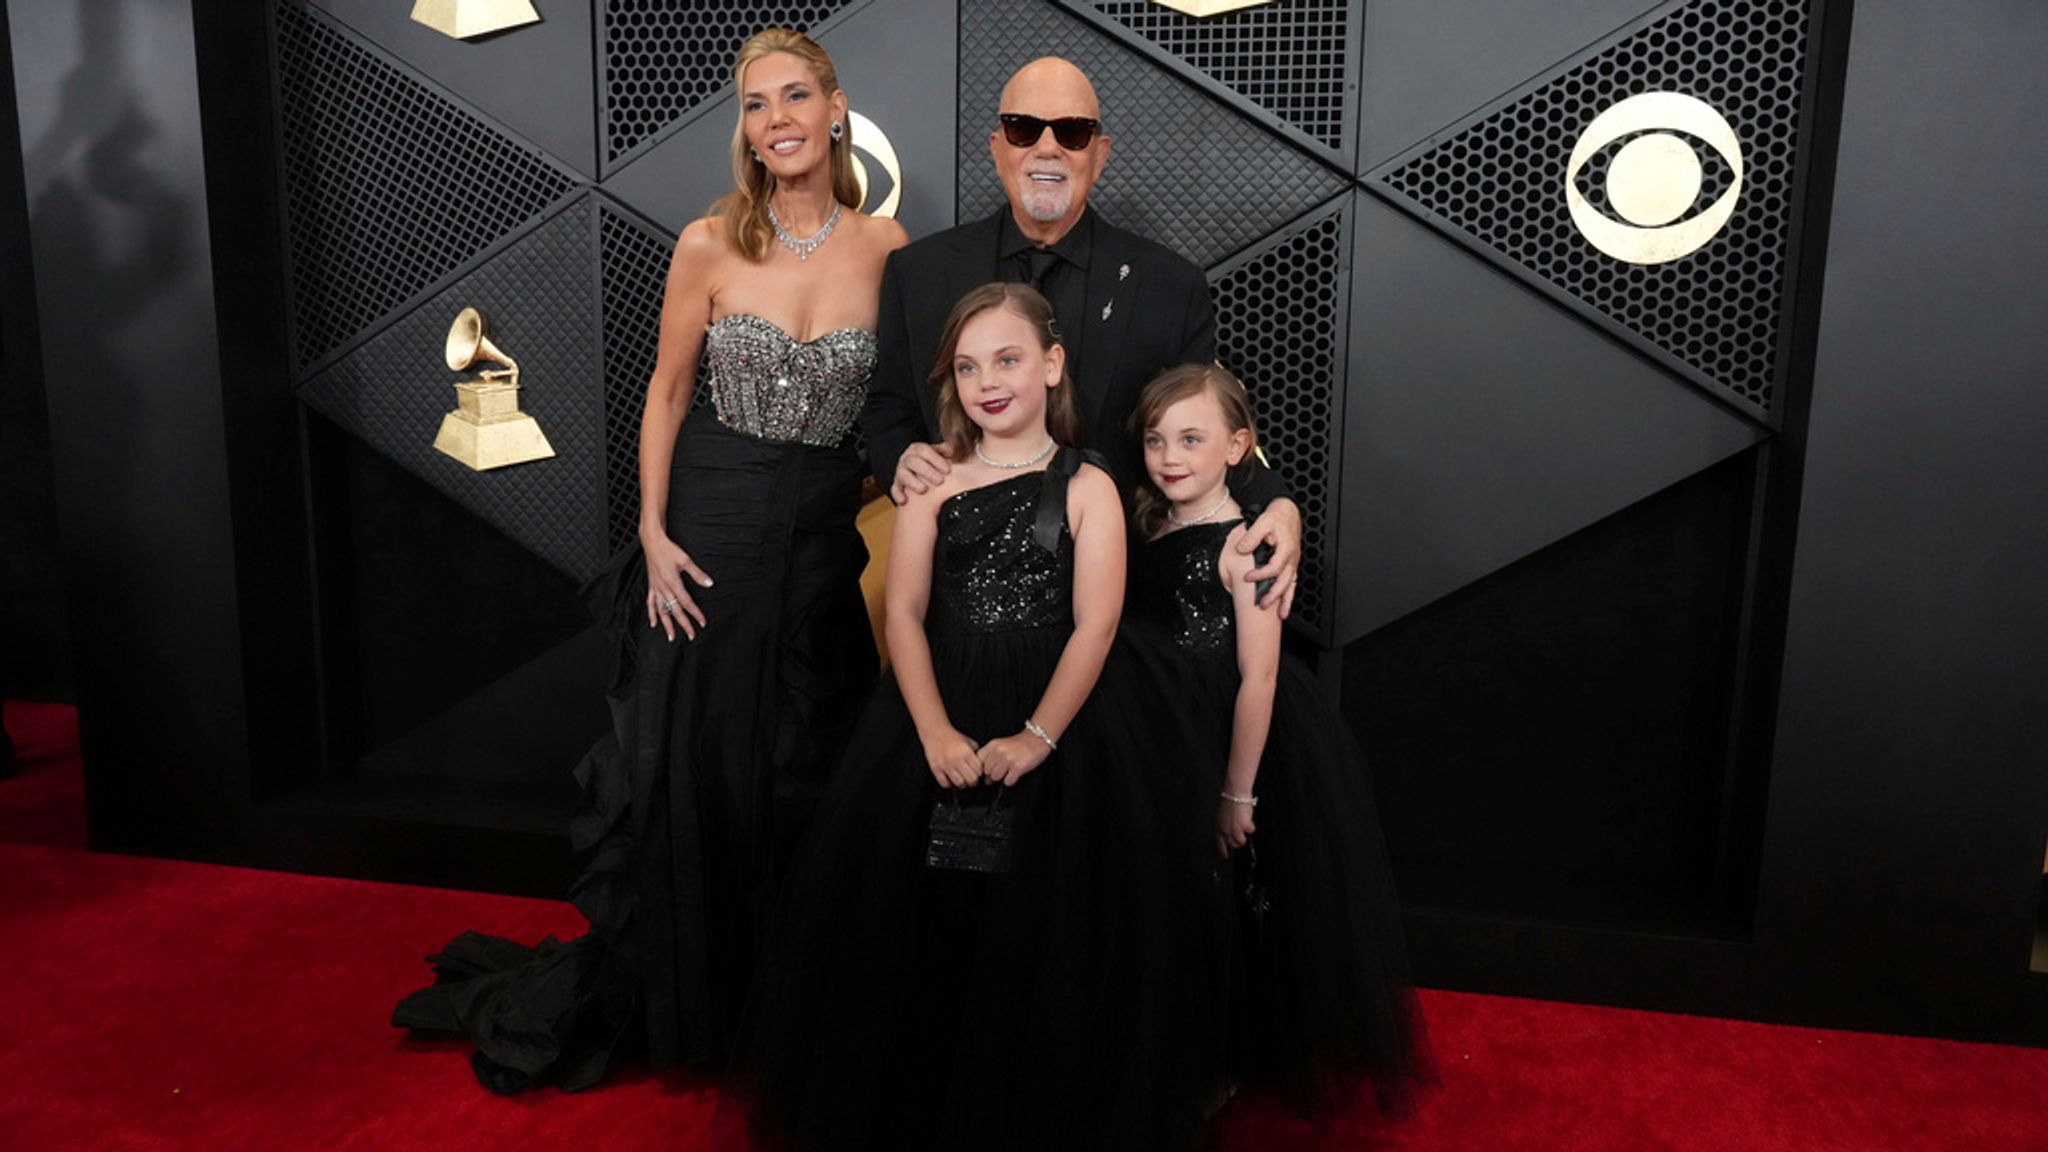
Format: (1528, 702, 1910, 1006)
(830, 121, 844, 141)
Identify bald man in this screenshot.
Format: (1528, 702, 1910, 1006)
(862, 57, 1302, 610)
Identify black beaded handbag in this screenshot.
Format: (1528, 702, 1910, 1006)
(926, 786, 1014, 874)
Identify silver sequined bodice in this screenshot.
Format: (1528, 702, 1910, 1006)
(701, 314, 876, 446)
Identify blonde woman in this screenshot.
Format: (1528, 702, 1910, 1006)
(396, 28, 906, 1092)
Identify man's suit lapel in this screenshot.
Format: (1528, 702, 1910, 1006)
(911, 213, 1006, 432)
(1079, 223, 1136, 437)
(947, 210, 1006, 318)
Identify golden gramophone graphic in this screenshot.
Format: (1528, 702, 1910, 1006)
(433, 307, 555, 471)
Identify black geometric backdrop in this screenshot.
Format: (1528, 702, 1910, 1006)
(253, 0, 1842, 951)
(274, 1, 579, 374)
(269, 0, 1827, 645)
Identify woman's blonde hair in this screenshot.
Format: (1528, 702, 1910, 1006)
(930, 283, 1081, 462)
(712, 29, 863, 262)
(1128, 363, 1261, 538)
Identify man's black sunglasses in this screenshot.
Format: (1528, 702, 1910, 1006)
(998, 113, 1102, 151)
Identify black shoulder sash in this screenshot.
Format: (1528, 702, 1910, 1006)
(1031, 446, 1113, 554)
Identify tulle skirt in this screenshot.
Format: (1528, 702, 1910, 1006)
(393, 417, 876, 1087)
(734, 625, 1229, 1150)
(1189, 650, 1433, 1115)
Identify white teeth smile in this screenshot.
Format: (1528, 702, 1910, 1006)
(771, 139, 803, 153)
(981, 398, 1012, 413)
(1028, 173, 1064, 182)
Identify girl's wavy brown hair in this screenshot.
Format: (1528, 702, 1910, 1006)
(930, 282, 1081, 462)
(1128, 363, 1261, 539)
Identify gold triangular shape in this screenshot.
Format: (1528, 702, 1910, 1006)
(410, 0, 541, 41)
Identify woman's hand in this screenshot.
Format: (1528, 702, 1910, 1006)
(977, 732, 1051, 787)
(1216, 798, 1257, 859)
(641, 528, 714, 642)
(924, 727, 983, 789)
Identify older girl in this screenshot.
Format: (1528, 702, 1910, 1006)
(740, 284, 1218, 1149)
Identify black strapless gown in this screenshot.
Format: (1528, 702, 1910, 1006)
(735, 453, 1226, 1150)
(1131, 521, 1432, 1116)
(394, 317, 880, 1088)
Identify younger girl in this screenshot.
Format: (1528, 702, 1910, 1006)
(1129, 364, 1432, 1116)
(739, 285, 1217, 1149)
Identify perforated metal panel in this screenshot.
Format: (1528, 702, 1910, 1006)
(1211, 201, 1348, 631)
(599, 0, 853, 171)
(597, 203, 683, 553)
(1372, 0, 1813, 419)
(1085, 0, 1356, 152)
(273, 0, 579, 375)
(958, 0, 1349, 267)
(297, 199, 606, 579)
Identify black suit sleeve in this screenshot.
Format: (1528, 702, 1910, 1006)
(862, 248, 924, 489)
(1176, 265, 1218, 367)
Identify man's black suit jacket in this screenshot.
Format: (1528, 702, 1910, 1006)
(863, 207, 1287, 506)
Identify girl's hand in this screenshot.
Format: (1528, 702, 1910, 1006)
(642, 528, 714, 642)
(1216, 798, 1257, 858)
(977, 732, 1051, 787)
(924, 727, 983, 789)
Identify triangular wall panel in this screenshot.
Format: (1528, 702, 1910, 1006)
(274, 0, 581, 375)
(1336, 194, 1767, 642)
(1355, 0, 1664, 171)
(303, 0, 600, 178)
(1209, 198, 1352, 638)
(1075, 0, 1359, 161)
(298, 197, 606, 580)
(1366, 0, 1815, 422)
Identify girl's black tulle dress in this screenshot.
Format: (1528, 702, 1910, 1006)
(1131, 519, 1432, 1115)
(393, 316, 880, 1089)
(735, 451, 1227, 1150)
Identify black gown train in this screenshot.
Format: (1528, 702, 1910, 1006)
(393, 315, 881, 1088)
(1130, 519, 1432, 1115)
(735, 450, 1227, 1150)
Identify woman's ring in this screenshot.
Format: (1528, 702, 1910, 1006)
(660, 597, 679, 613)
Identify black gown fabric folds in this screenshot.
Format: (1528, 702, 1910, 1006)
(736, 453, 1228, 1150)
(393, 413, 876, 1088)
(1130, 520, 1432, 1116)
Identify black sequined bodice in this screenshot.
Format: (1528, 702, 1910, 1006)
(1134, 521, 1240, 657)
(701, 314, 876, 446)
(928, 472, 1074, 637)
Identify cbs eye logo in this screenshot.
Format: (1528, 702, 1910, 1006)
(1564, 92, 1742, 265)
(847, 110, 903, 219)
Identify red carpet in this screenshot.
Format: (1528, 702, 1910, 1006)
(0, 699, 88, 850)
(3, 704, 2045, 1151)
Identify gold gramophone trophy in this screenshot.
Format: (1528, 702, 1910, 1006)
(433, 307, 555, 471)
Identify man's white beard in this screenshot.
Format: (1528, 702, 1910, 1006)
(1022, 184, 1071, 222)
